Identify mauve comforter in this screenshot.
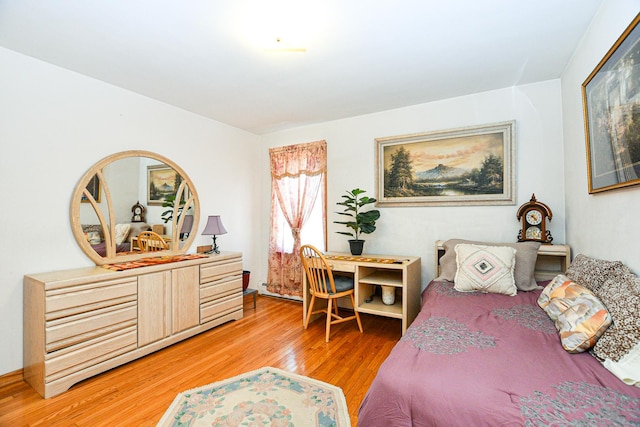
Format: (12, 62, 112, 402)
(358, 280, 640, 426)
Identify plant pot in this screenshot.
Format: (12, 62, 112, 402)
(349, 239, 365, 255)
(381, 285, 395, 305)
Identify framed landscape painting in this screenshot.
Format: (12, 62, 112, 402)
(582, 14, 640, 194)
(147, 164, 182, 206)
(376, 121, 515, 206)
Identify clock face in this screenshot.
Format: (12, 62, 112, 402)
(134, 207, 142, 214)
(525, 210, 542, 225)
(525, 226, 542, 240)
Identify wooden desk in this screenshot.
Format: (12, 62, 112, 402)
(302, 252, 421, 335)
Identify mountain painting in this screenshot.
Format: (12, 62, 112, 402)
(376, 122, 515, 206)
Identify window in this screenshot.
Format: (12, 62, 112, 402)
(267, 141, 327, 297)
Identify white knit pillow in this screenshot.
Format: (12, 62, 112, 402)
(454, 244, 517, 296)
(114, 223, 131, 245)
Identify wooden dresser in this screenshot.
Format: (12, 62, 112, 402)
(23, 252, 242, 398)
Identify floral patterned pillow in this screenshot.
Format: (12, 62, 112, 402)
(592, 272, 640, 363)
(565, 254, 633, 295)
(590, 272, 640, 386)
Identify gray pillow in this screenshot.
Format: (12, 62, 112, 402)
(436, 238, 542, 291)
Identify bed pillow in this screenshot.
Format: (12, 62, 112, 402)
(537, 274, 575, 319)
(591, 272, 640, 386)
(565, 254, 633, 295)
(538, 276, 612, 353)
(436, 239, 541, 291)
(86, 231, 102, 245)
(114, 223, 131, 245)
(81, 224, 104, 243)
(454, 244, 517, 296)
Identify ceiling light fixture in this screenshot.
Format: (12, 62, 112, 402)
(264, 37, 307, 53)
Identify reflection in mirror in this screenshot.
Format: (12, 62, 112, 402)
(70, 151, 200, 266)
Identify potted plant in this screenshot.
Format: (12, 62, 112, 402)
(334, 188, 381, 255)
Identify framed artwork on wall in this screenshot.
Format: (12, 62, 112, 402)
(375, 121, 515, 207)
(81, 174, 101, 203)
(147, 164, 182, 206)
(582, 14, 640, 194)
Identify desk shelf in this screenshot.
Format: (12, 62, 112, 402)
(358, 295, 403, 319)
(303, 253, 421, 335)
(359, 269, 403, 287)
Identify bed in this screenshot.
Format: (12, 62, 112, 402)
(82, 222, 150, 256)
(358, 239, 640, 426)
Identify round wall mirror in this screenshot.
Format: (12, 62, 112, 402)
(70, 150, 200, 266)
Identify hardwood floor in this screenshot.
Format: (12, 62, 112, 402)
(0, 294, 402, 426)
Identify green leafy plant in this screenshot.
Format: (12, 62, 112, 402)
(160, 195, 186, 224)
(334, 188, 381, 240)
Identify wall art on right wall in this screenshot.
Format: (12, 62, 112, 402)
(582, 13, 640, 194)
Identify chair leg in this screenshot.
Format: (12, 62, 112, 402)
(304, 295, 316, 329)
(325, 298, 333, 342)
(351, 293, 363, 333)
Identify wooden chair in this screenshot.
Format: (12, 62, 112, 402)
(137, 231, 168, 252)
(300, 244, 363, 342)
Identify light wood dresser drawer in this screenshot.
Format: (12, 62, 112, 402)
(201, 293, 242, 324)
(45, 327, 137, 381)
(46, 301, 137, 352)
(200, 260, 243, 282)
(46, 278, 137, 318)
(200, 276, 242, 303)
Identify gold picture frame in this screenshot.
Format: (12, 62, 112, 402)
(582, 14, 640, 194)
(147, 164, 182, 206)
(376, 121, 515, 207)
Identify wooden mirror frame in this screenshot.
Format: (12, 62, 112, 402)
(70, 150, 200, 266)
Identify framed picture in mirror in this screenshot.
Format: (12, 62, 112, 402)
(81, 174, 101, 203)
(147, 164, 182, 206)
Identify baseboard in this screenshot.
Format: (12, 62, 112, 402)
(260, 282, 303, 302)
(0, 368, 24, 388)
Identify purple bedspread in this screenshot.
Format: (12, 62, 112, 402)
(358, 281, 640, 426)
(91, 242, 130, 257)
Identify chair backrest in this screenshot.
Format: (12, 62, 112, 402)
(137, 231, 168, 252)
(300, 244, 336, 295)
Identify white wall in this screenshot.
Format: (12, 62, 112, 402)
(0, 47, 261, 376)
(561, 0, 640, 274)
(259, 80, 567, 287)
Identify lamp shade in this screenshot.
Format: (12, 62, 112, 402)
(202, 215, 227, 236)
(180, 214, 194, 234)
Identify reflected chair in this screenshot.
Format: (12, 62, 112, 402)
(137, 231, 168, 252)
(300, 244, 363, 342)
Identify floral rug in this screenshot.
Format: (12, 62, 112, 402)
(157, 367, 350, 427)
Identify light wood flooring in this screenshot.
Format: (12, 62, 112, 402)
(0, 294, 402, 426)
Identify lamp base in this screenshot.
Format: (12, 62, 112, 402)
(205, 235, 220, 254)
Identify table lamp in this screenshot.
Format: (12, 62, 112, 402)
(179, 214, 194, 240)
(202, 215, 227, 254)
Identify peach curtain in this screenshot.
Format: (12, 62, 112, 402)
(267, 140, 327, 296)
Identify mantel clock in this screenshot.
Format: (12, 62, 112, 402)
(516, 194, 553, 243)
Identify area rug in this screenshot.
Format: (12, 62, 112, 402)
(157, 367, 350, 427)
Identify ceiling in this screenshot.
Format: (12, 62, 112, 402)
(0, 0, 604, 135)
